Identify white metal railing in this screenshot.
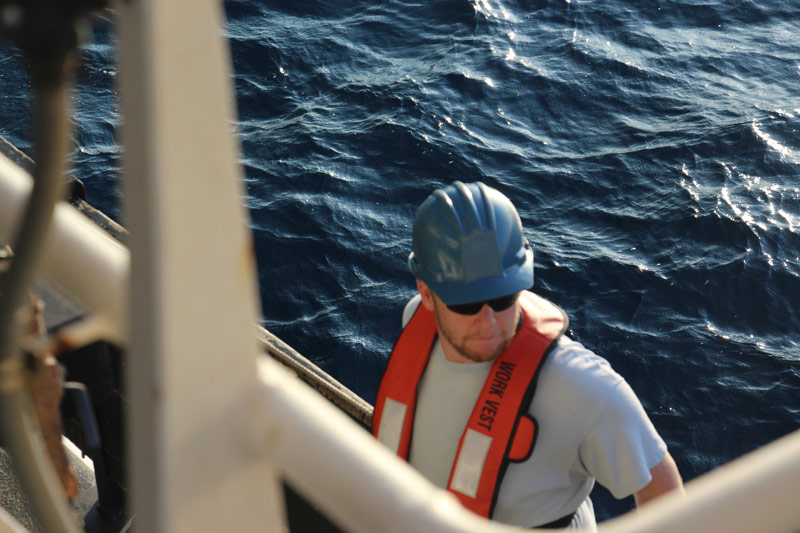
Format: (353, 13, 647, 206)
(0, 0, 798, 532)
(599, 427, 800, 532)
(115, 0, 285, 531)
(0, 152, 129, 349)
(255, 356, 520, 533)
(0, 508, 25, 533)
(255, 354, 800, 533)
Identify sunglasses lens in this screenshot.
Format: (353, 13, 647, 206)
(489, 293, 518, 312)
(447, 293, 518, 315)
(447, 301, 483, 315)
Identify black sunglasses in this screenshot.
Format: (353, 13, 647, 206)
(446, 292, 519, 315)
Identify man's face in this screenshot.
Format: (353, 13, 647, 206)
(417, 280, 521, 363)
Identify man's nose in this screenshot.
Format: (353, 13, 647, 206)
(475, 304, 498, 324)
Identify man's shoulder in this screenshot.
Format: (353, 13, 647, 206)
(539, 336, 628, 404)
(532, 336, 656, 452)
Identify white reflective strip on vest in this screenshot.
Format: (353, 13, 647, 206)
(377, 398, 407, 454)
(449, 429, 493, 498)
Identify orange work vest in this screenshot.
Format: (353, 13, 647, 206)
(373, 291, 568, 518)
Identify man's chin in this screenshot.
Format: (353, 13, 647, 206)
(460, 340, 507, 362)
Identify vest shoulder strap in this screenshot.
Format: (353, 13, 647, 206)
(373, 302, 436, 457)
(446, 292, 566, 517)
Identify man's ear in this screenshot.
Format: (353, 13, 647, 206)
(416, 279, 435, 311)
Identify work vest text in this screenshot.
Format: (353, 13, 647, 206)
(477, 361, 516, 431)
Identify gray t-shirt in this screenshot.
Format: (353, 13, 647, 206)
(401, 295, 667, 529)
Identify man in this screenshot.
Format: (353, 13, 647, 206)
(373, 181, 683, 530)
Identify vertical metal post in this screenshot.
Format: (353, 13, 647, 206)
(116, 1, 285, 531)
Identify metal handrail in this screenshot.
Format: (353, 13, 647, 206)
(0, 44, 84, 533)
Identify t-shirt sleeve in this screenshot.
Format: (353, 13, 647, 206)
(578, 378, 668, 499)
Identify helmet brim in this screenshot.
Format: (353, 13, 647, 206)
(410, 248, 534, 305)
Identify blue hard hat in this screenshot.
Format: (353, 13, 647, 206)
(408, 181, 533, 305)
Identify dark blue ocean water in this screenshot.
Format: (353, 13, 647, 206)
(1, 0, 799, 521)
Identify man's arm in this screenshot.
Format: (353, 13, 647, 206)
(634, 451, 684, 507)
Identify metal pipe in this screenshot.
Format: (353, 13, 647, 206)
(0, 67, 82, 532)
(258, 354, 800, 533)
(0, 154, 130, 348)
(0, 386, 82, 533)
(0, 505, 26, 533)
(599, 428, 800, 533)
(256, 357, 521, 533)
(0, 59, 71, 369)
